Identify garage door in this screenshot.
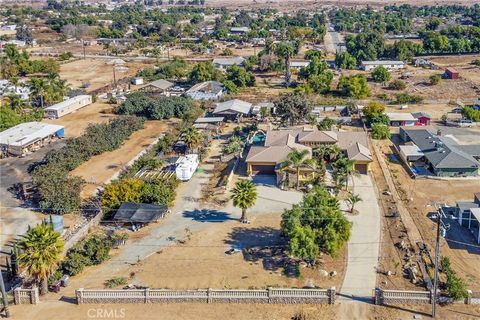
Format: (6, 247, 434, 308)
(251, 165, 275, 175)
(355, 164, 368, 174)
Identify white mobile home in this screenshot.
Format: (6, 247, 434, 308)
(175, 154, 199, 181)
(44, 95, 92, 119)
(0, 122, 64, 156)
(361, 60, 405, 71)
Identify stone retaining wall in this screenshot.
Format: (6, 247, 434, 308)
(14, 288, 39, 305)
(76, 287, 335, 305)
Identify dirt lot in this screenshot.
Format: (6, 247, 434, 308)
(376, 138, 480, 291)
(59, 58, 145, 92)
(70, 120, 172, 199)
(43, 102, 116, 138)
(383, 103, 454, 121)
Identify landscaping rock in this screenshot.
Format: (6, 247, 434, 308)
(330, 271, 337, 277)
(319, 270, 328, 277)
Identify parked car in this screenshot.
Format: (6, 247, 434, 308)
(458, 119, 474, 127)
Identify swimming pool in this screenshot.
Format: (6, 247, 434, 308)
(252, 132, 266, 145)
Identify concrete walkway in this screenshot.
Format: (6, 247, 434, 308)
(340, 174, 381, 301)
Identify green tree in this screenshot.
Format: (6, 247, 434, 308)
(317, 117, 336, 130)
(334, 51, 357, 69)
(222, 80, 238, 94)
(281, 186, 351, 259)
(388, 80, 406, 90)
(337, 74, 371, 99)
(362, 101, 386, 124)
(371, 65, 391, 83)
(430, 74, 441, 85)
(346, 193, 362, 213)
(226, 65, 255, 88)
(280, 149, 316, 190)
(274, 93, 312, 126)
(274, 42, 295, 87)
(18, 223, 64, 295)
(28, 77, 48, 108)
(188, 61, 222, 84)
(231, 180, 257, 222)
(298, 57, 333, 94)
(371, 123, 391, 140)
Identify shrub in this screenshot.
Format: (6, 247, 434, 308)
(371, 123, 391, 140)
(104, 277, 127, 289)
(371, 65, 391, 83)
(118, 93, 194, 120)
(395, 93, 423, 104)
(430, 74, 441, 85)
(388, 80, 406, 90)
(462, 106, 480, 122)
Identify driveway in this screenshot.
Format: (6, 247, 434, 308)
(340, 174, 381, 300)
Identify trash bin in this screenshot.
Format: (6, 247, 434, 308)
(61, 275, 69, 287)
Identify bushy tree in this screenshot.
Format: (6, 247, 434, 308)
(371, 123, 391, 140)
(226, 65, 255, 88)
(188, 61, 222, 83)
(275, 93, 312, 126)
(298, 57, 333, 94)
(118, 93, 194, 120)
(371, 66, 391, 83)
(334, 51, 357, 69)
(318, 117, 336, 130)
(362, 101, 386, 124)
(281, 186, 351, 259)
(388, 80, 406, 90)
(338, 74, 371, 99)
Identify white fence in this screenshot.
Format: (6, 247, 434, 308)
(14, 288, 39, 305)
(76, 287, 335, 304)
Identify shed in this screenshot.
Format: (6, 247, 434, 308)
(385, 112, 417, 126)
(113, 202, 168, 225)
(412, 112, 431, 126)
(444, 68, 459, 80)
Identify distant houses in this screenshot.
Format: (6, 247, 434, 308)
(139, 79, 174, 95)
(212, 56, 245, 70)
(361, 60, 405, 71)
(185, 81, 224, 100)
(44, 95, 93, 119)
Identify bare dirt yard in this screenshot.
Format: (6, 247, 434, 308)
(43, 102, 116, 138)
(376, 138, 480, 291)
(70, 120, 172, 199)
(59, 58, 145, 92)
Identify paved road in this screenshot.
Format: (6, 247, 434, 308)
(340, 174, 381, 301)
(325, 23, 345, 53)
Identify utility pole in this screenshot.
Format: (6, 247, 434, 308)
(0, 269, 10, 318)
(113, 66, 117, 89)
(432, 207, 442, 318)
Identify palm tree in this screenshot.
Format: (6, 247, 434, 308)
(182, 127, 202, 153)
(275, 42, 295, 88)
(280, 149, 316, 190)
(314, 144, 342, 163)
(18, 223, 64, 295)
(28, 77, 48, 108)
(332, 157, 356, 190)
(231, 180, 257, 223)
(5, 93, 25, 112)
(346, 193, 362, 213)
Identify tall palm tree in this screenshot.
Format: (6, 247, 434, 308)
(275, 42, 295, 88)
(346, 193, 362, 213)
(332, 157, 356, 190)
(5, 93, 25, 112)
(280, 149, 316, 190)
(314, 144, 342, 163)
(182, 127, 202, 153)
(18, 223, 64, 295)
(28, 77, 48, 108)
(231, 180, 257, 223)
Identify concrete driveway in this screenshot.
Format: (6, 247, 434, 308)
(340, 174, 381, 301)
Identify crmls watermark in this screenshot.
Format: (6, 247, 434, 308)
(87, 308, 126, 319)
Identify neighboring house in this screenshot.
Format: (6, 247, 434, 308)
(0, 122, 64, 157)
(251, 102, 275, 116)
(193, 117, 225, 132)
(455, 193, 480, 244)
(399, 127, 480, 177)
(139, 79, 174, 94)
(361, 60, 406, 71)
(444, 67, 459, 80)
(290, 60, 310, 69)
(212, 56, 245, 69)
(412, 112, 431, 126)
(230, 27, 250, 34)
(212, 99, 252, 119)
(386, 112, 417, 126)
(245, 126, 372, 183)
(185, 81, 224, 100)
(44, 95, 93, 119)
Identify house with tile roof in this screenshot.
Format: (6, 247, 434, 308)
(245, 126, 372, 182)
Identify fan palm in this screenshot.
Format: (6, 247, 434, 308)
(18, 222, 64, 295)
(28, 77, 48, 108)
(231, 180, 257, 223)
(275, 42, 295, 88)
(182, 127, 202, 153)
(332, 157, 357, 190)
(280, 149, 316, 190)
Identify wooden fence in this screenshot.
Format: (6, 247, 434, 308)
(76, 287, 336, 304)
